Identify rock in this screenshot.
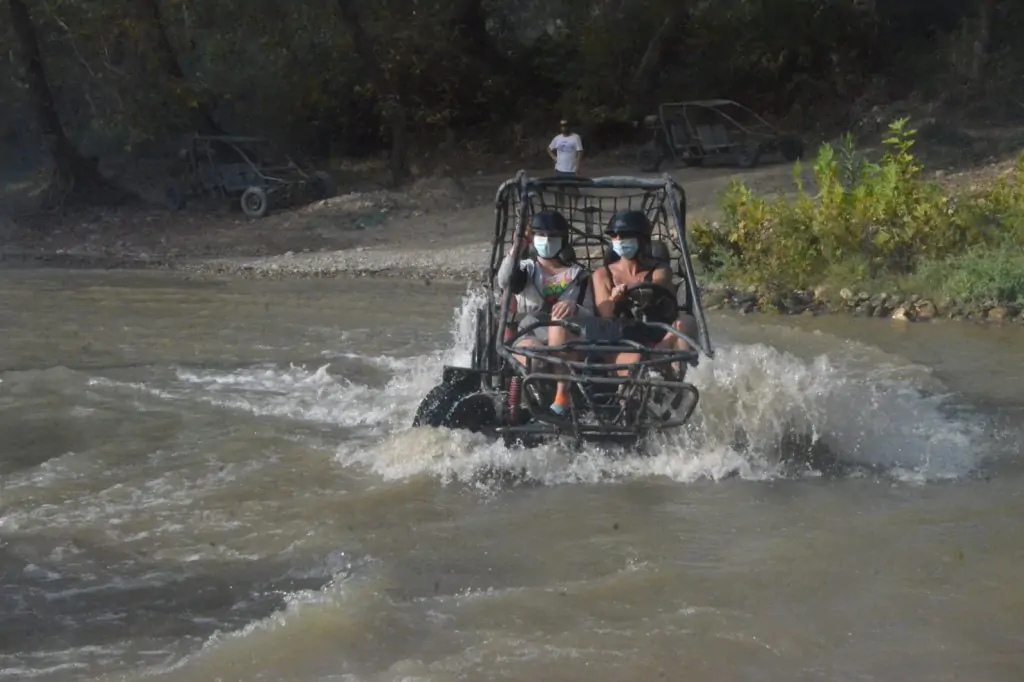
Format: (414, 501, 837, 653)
(739, 299, 756, 314)
(914, 300, 937, 321)
(891, 306, 913, 321)
(813, 285, 829, 301)
(857, 291, 869, 302)
(746, 284, 758, 294)
(704, 290, 728, 309)
(735, 292, 757, 307)
(874, 302, 891, 317)
(839, 287, 854, 301)
(986, 306, 1010, 322)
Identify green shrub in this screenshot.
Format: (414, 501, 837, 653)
(691, 118, 1024, 299)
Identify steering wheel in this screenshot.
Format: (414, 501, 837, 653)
(619, 282, 679, 324)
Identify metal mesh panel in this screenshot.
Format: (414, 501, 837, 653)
(513, 183, 681, 275)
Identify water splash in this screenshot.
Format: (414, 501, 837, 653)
(106, 286, 985, 484)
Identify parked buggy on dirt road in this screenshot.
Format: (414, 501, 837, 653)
(412, 171, 716, 450)
(637, 99, 805, 172)
(165, 134, 336, 218)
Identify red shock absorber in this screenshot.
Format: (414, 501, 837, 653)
(507, 377, 521, 423)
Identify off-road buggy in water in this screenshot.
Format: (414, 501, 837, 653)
(412, 171, 715, 449)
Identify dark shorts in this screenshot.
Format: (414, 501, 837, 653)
(622, 322, 666, 348)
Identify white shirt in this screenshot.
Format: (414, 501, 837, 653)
(548, 133, 583, 173)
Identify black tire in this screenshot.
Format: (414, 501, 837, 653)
(637, 143, 662, 173)
(412, 382, 496, 433)
(737, 143, 760, 169)
(780, 134, 805, 162)
(413, 382, 466, 428)
(240, 186, 269, 218)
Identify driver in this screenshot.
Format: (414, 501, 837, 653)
(591, 209, 698, 380)
(496, 209, 594, 416)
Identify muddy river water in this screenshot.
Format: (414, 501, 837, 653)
(1, 269, 1022, 681)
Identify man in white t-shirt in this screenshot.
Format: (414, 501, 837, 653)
(548, 119, 583, 175)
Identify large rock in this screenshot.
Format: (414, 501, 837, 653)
(914, 300, 937, 321)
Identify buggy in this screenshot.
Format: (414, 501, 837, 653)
(412, 171, 715, 449)
(637, 99, 804, 172)
(165, 135, 335, 218)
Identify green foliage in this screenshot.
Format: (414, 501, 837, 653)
(4, 0, 1023, 162)
(691, 118, 1024, 301)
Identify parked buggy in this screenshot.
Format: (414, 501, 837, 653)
(165, 135, 336, 218)
(412, 171, 716, 450)
(637, 99, 805, 172)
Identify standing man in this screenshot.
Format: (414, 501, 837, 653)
(548, 119, 583, 175)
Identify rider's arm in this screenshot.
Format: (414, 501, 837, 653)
(592, 268, 617, 318)
(496, 253, 532, 294)
(651, 265, 674, 287)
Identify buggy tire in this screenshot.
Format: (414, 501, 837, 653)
(412, 382, 495, 433)
(737, 144, 760, 169)
(780, 134, 805, 162)
(309, 171, 336, 200)
(241, 186, 269, 218)
(682, 156, 704, 168)
(637, 144, 662, 173)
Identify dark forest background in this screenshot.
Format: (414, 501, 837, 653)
(1, 0, 1021, 198)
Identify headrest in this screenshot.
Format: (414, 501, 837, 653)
(603, 239, 672, 267)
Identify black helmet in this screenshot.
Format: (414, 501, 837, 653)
(605, 210, 653, 237)
(530, 210, 570, 236)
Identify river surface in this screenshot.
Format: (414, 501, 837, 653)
(1, 269, 1022, 682)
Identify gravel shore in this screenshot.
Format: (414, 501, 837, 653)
(176, 241, 493, 282)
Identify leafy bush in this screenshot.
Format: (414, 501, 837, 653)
(691, 118, 1024, 299)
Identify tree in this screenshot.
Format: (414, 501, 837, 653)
(334, 0, 410, 185)
(6, 0, 127, 203)
(135, 0, 222, 134)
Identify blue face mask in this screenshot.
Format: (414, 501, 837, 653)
(533, 235, 562, 259)
(613, 238, 640, 260)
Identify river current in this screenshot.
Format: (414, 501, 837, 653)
(1, 270, 1021, 681)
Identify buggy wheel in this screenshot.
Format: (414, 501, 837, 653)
(309, 171, 336, 200)
(780, 134, 805, 162)
(240, 186, 269, 218)
(682, 155, 704, 168)
(737, 143, 760, 169)
(637, 143, 662, 173)
(412, 382, 496, 433)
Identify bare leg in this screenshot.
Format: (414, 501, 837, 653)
(546, 323, 580, 413)
(657, 314, 698, 379)
(512, 337, 541, 369)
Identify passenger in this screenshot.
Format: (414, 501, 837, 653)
(496, 209, 594, 416)
(591, 209, 698, 380)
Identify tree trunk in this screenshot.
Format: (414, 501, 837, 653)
(453, 0, 505, 69)
(137, 0, 222, 134)
(335, 0, 410, 185)
(970, 0, 996, 88)
(7, 0, 101, 194)
(630, 7, 690, 117)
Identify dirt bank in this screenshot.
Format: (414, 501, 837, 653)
(1, 159, 802, 281)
